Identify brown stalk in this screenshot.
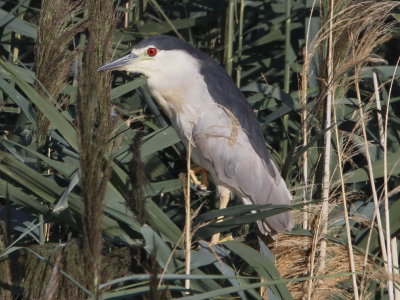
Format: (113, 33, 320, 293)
(35, 0, 87, 146)
(332, 102, 360, 299)
(381, 57, 400, 300)
(127, 131, 148, 225)
(77, 1, 118, 298)
(40, 255, 61, 300)
(317, 0, 335, 282)
(184, 138, 192, 294)
(0, 222, 12, 300)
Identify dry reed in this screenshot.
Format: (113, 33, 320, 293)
(35, 0, 86, 146)
(273, 234, 367, 300)
(77, 0, 118, 297)
(300, 0, 399, 297)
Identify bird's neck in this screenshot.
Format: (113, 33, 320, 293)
(148, 73, 209, 115)
(147, 73, 213, 139)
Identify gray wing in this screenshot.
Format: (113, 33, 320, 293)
(192, 107, 293, 233)
(198, 51, 276, 175)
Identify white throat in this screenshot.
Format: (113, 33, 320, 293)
(146, 50, 214, 139)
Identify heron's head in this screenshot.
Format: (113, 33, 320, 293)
(97, 35, 203, 80)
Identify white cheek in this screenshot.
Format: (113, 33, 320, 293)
(123, 60, 150, 77)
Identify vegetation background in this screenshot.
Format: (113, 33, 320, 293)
(0, 0, 399, 299)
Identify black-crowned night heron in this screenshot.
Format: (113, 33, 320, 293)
(98, 35, 293, 241)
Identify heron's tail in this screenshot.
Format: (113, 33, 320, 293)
(257, 211, 293, 235)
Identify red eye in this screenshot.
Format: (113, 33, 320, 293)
(147, 47, 157, 57)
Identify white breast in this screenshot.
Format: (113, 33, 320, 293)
(146, 50, 215, 141)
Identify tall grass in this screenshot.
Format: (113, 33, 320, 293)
(35, 0, 86, 146)
(77, 0, 117, 297)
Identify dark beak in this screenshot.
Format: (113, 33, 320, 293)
(97, 53, 137, 72)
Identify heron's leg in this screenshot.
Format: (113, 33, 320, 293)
(210, 187, 233, 244)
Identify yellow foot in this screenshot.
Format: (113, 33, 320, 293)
(189, 165, 209, 190)
(209, 233, 234, 245)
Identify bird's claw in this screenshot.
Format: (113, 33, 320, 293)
(189, 165, 209, 190)
(209, 233, 234, 245)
